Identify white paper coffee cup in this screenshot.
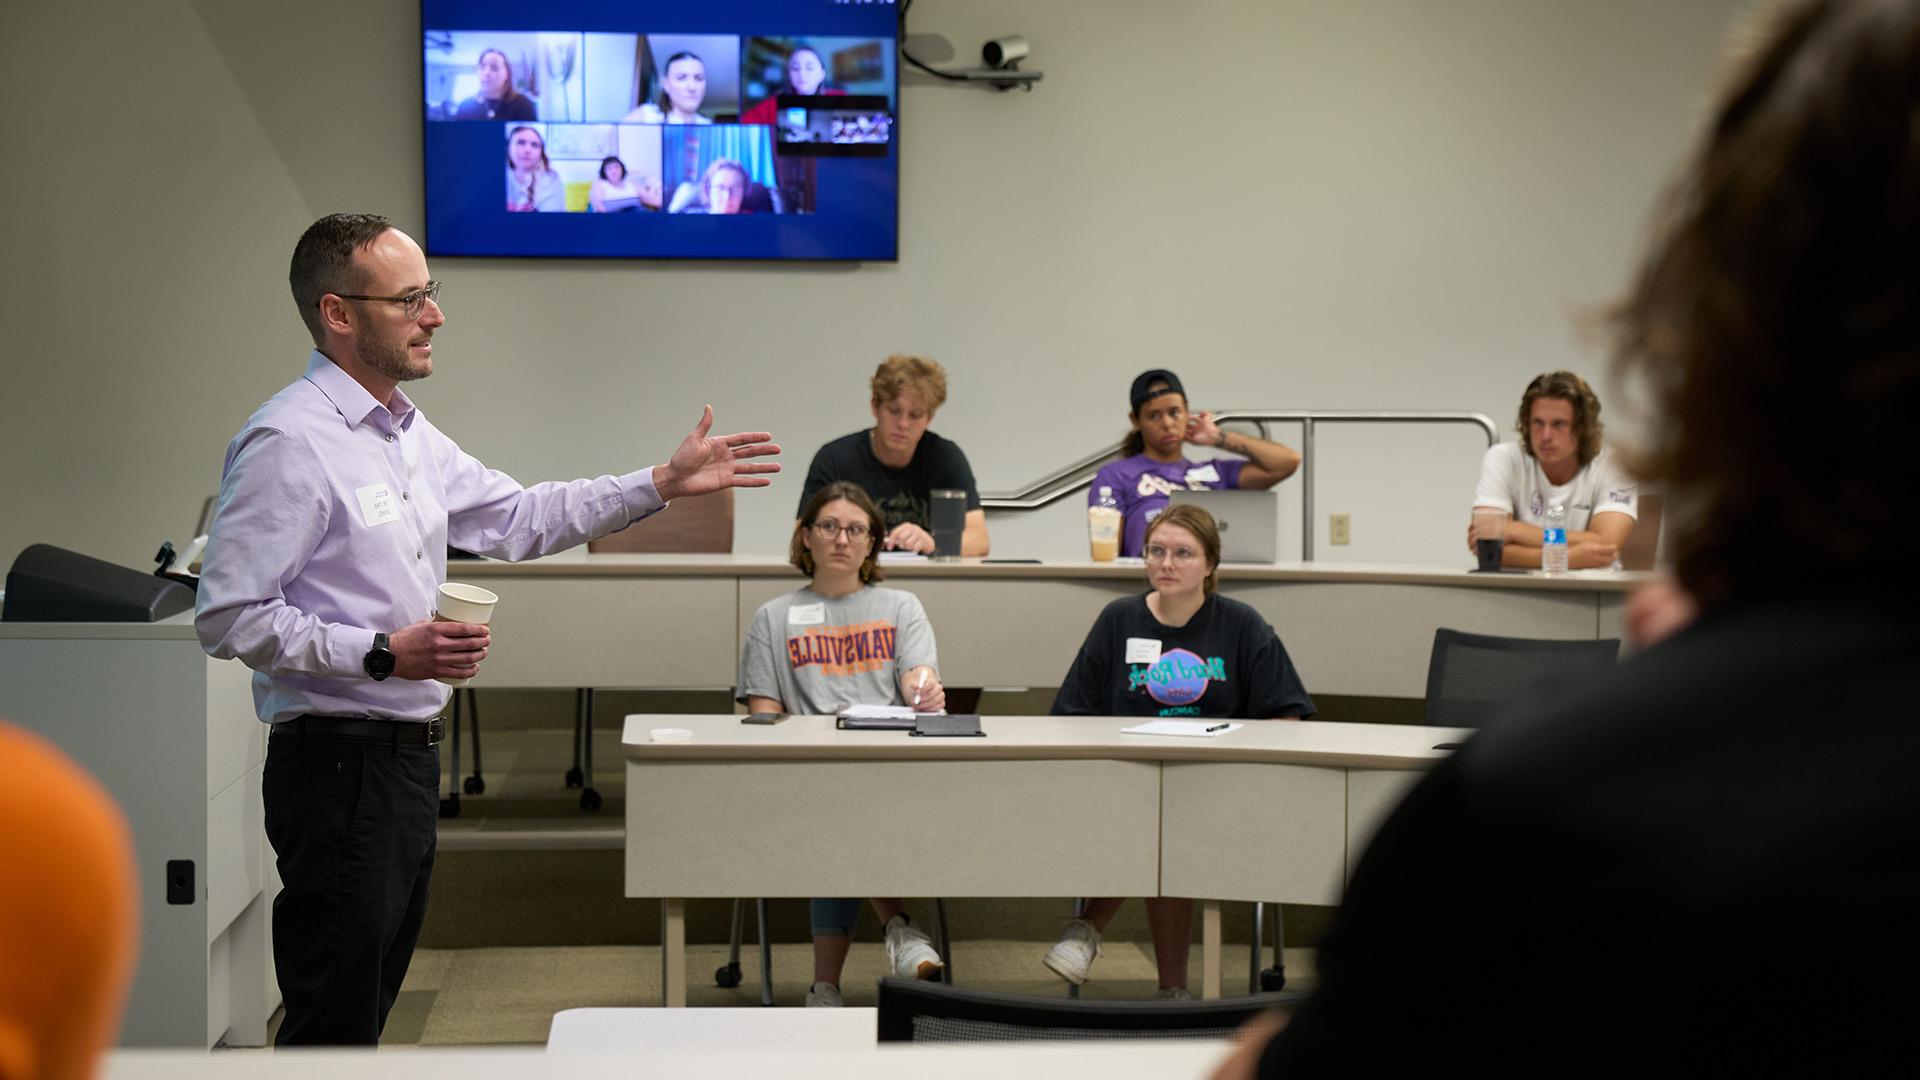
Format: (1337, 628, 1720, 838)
(435, 582, 498, 686)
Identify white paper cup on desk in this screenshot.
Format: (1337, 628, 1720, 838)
(435, 582, 498, 687)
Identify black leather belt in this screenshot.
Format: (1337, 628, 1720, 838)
(277, 715, 446, 746)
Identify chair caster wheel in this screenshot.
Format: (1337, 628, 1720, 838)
(438, 795, 461, 819)
(1260, 968, 1286, 992)
(463, 775, 485, 795)
(715, 963, 743, 988)
(580, 788, 602, 812)
(565, 767, 584, 789)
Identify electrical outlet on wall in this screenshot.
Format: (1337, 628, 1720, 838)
(1329, 513, 1351, 546)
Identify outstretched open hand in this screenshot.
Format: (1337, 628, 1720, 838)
(655, 405, 781, 501)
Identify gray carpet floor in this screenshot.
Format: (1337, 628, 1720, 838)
(375, 940, 1316, 1047)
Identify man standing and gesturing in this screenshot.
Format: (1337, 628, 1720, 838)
(195, 212, 779, 1045)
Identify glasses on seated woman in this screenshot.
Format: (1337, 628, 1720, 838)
(1143, 541, 1201, 564)
(809, 520, 870, 542)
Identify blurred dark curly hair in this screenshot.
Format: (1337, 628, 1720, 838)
(1610, 0, 1920, 609)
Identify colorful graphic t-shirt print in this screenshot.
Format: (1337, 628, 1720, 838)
(1129, 648, 1228, 707)
(787, 620, 898, 676)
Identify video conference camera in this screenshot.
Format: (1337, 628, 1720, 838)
(963, 35, 1041, 90)
(981, 36, 1029, 69)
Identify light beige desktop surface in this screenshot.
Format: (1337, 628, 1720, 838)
(106, 1041, 1232, 1079)
(620, 711, 1464, 767)
(457, 554, 1641, 694)
(459, 550, 1642, 588)
(622, 714, 1471, 1005)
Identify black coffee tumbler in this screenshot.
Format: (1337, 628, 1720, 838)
(931, 489, 966, 559)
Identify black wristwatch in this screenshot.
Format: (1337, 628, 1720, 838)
(364, 632, 396, 682)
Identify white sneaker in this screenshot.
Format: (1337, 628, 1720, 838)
(1154, 987, 1194, 1001)
(806, 982, 843, 1007)
(1043, 918, 1102, 985)
(883, 915, 944, 980)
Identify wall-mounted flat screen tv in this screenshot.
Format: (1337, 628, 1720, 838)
(422, 0, 899, 261)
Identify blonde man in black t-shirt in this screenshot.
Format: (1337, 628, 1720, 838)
(797, 355, 989, 556)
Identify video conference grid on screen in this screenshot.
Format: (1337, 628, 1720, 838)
(422, 0, 899, 261)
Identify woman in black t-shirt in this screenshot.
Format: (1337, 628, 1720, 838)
(1044, 504, 1314, 997)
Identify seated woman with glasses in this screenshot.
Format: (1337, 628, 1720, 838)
(1043, 503, 1315, 998)
(737, 481, 949, 1007)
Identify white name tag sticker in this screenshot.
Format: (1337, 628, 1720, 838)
(355, 483, 400, 527)
(788, 603, 826, 626)
(1184, 464, 1221, 485)
(1125, 637, 1162, 664)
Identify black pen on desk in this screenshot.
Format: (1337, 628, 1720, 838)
(1204, 723, 1230, 732)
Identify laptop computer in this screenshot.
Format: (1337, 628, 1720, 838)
(1167, 489, 1279, 563)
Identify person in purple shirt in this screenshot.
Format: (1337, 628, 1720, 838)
(194, 213, 779, 1046)
(1089, 369, 1301, 557)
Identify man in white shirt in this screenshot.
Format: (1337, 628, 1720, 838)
(1470, 371, 1636, 569)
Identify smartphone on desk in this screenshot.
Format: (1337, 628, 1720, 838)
(742, 712, 789, 725)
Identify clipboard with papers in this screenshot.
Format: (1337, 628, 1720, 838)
(835, 704, 917, 730)
(835, 705, 984, 737)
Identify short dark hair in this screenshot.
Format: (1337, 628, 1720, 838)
(1611, 0, 1920, 608)
(599, 156, 626, 180)
(1144, 503, 1222, 593)
(791, 482, 887, 583)
(1516, 371, 1604, 466)
(289, 213, 390, 343)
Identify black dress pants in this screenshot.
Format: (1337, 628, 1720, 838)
(263, 728, 439, 1046)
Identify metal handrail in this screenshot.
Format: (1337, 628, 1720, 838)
(979, 409, 1501, 561)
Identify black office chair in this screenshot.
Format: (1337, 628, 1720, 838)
(1424, 628, 1621, 729)
(438, 686, 485, 819)
(717, 898, 955, 1006)
(876, 976, 1305, 1043)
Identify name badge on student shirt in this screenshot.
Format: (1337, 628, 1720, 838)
(355, 483, 400, 528)
(1125, 637, 1162, 665)
(788, 603, 826, 626)
(1183, 464, 1221, 486)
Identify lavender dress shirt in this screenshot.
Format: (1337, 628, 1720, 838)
(196, 351, 664, 724)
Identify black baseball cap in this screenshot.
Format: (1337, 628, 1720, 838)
(1129, 369, 1186, 411)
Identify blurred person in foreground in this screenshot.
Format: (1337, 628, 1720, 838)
(1217, 0, 1920, 1073)
(0, 721, 137, 1080)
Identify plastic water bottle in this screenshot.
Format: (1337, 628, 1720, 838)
(1541, 503, 1569, 576)
(1088, 486, 1121, 562)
